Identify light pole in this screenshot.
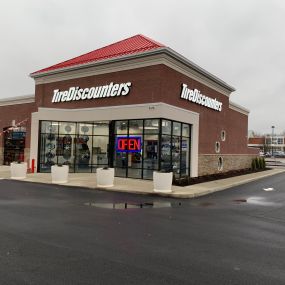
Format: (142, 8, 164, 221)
(271, 125, 275, 156)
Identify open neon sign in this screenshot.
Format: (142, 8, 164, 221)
(116, 136, 142, 153)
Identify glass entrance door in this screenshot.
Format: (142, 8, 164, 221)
(113, 119, 191, 179)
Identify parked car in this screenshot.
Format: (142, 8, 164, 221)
(265, 152, 271, 157)
(272, 151, 285, 157)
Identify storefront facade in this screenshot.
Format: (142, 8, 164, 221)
(38, 118, 191, 179)
(0, 34, 257, 178)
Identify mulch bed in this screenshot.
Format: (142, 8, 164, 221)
(173, 168, 270, 187)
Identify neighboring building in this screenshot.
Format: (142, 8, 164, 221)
(0, 34, 257, 179)
(248, 135, 285, 153)
(0, 95, 36, 165)
(248, 137, 265, 152)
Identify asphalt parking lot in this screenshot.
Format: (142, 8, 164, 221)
(1, 173, 285, 284)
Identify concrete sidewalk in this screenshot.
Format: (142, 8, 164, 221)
(0, 166, 284, 198)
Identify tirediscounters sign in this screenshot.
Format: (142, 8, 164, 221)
(52, 82, 132, 103)
(180, 83, 223, 112)
(116, 136, 142, 153)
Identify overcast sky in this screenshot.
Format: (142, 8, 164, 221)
(0, 0, 284, 134)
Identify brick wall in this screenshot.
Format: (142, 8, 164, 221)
(0, 147, 3, 165)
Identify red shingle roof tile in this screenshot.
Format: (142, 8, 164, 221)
(32, 34, 165, 75)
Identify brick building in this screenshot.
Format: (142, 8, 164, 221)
(0, 35, 257, 179)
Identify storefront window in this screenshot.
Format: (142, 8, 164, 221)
(162, 120, 171, 135)
(129, 120, 143, 134)
(144, 119, 159, 134)
(182, 124, 190, 137)
(39, 133, 57, 171)
(92, 136, 109, 166)
(161, 135, 171, 171)
(172, 136, 181, 177)
(39, 119, 191, 179)
(115, 121, 128, 134)
(57, 134, 75, 170)
(93, 122, 109, 136)
(75, 133, 92, 172)
(173, 122, 181, 136)
(78, 123, 93, 135)
(143, 134, 159, 170)
(59, 122, 76, 135)
(114, 151, 127, 177)
(181, 137, 190, 173)
(39, 121, 109, 172)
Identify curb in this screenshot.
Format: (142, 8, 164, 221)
(1, 168, 284, 199)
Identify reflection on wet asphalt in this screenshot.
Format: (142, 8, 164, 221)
(84, 201, 181, 209)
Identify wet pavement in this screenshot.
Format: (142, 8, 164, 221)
(0, 172, 285, 284)
(0, 165, 284, 198)
(265, 157, 285, 167)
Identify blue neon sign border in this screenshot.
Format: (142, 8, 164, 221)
(116, 136, 142, 153)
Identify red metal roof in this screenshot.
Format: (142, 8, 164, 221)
(32, 34, 165, 75)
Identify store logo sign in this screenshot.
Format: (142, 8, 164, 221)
(52, 82, 132, 103)
(180, 84, 222, 112)
(116, 136, 141, 153)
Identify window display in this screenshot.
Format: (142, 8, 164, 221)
(114, 119, 191, 179)
(38, 119, 190, 179)
(39, 121, 109, 172)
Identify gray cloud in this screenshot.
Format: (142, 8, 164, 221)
(0, 0, 284, 133)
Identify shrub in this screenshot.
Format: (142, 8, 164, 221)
(251, 158, 257, 171)
(261, 157, 266, 169)
(255, 157, 260, 169)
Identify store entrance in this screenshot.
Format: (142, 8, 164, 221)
(113, 120, 159, 179)
(3, 127, 26, 165)
(113, 119, 191, 180)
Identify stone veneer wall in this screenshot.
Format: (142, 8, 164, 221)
(198, 154, 258, 177)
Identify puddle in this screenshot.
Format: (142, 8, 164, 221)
(246, 197, 280, 206)
(263, 187, 275, 191)
(233, 197, 281, 207)
(84, 201, 177, 209)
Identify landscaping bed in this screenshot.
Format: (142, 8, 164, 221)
(173, 168, 270, 187)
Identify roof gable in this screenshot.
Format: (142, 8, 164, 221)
(32, 34, 165, 75)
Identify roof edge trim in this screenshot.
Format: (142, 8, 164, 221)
(229, 101, 249, 115)
(30, 47, 235, 93)
(0, 95, 35, 107)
